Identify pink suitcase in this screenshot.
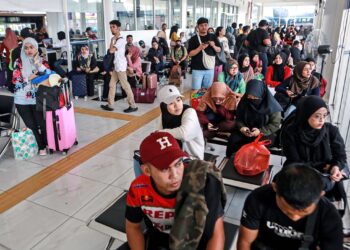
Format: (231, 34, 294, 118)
(147, 73, 157, 89)
(46, 102, 77, 154)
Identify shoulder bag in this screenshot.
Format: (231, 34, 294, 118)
(197, 33, 215, 70)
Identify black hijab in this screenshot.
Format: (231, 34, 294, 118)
(294, 96, 328, 147)
(249, 50, 259, 69)
(272, 52, 287, 82)
(236, 79, 283, 128)
(238, 53, 250, 73)
(160, 103, 190, 129)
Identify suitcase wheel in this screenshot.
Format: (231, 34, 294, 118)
(74, 140, 78, 145)
(49, 149, 54, 154)
(62, 150, 68, 155)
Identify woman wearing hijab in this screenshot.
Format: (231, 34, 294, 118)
(0, 27, 19, 91)
(217, 58, 245, 95)
(126, 45, 142, 88)
(12, 37, 50, 156)
(275, 61, 320, 117)
(281, 96, 349, 214)
(158, 85, 204, 160)
(196, 82, 238, 139)
(226, 79, 282, 157)
(238, 53, 255, 83)
(76, 45, 98, 96)
(265, 52, 292, 88)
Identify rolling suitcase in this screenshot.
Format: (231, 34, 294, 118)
(45, 83, 78, 154)
(0, 61, 7, 87)
(71, 73, 87, 97)
(147, 73, 157, 89)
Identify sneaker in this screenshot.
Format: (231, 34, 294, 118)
(39, 149, 47, 156)
(123, 106, 138, 113)
(101, 104, 114, 111)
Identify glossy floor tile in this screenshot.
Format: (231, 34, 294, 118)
(0, 200, 68, 250)
(27, 173, 107, 216)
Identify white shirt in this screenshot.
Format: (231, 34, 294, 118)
(160, 108, 205, 160)
(53, 39, 68, 59)
(113, 37, 127, 72)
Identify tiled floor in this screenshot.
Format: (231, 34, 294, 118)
(0, 76, 349, 250)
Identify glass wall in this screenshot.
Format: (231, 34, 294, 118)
(187, 0, 195, 29)
(67, 0, 105, 58)
(135, 0, 153, 30)
(154, 0, 168, 30)
(195, 0, 204, 21)
(113, 0, 135, 31)
(171, 0, 181, 27)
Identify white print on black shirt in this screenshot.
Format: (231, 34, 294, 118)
(142, 206, 175, 233)
(266, 221, 304, 239)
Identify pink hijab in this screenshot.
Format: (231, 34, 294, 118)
(3, 28, 18, 50)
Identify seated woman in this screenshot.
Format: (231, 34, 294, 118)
(217, 58, 245, 95)
(147, 40, 164, 80)
(76, 45, 99, 96)
(275, 61, 320, 117)
(158, 85, 204, 160)
(238, 53, 255, 83)
(265, 52, 292, 88)
(226, 79, 282, 157)
(281, 96, 349, 213)
(249, 50, 264, 80)
(196, 82, 238, 140)
(126, 45, 142, 88)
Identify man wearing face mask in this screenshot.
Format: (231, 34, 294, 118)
(170, 39, 188, 71)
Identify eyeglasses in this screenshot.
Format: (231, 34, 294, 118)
(311, 113, 329, 121)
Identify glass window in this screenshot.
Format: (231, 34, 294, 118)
(187, 0, 195, 29)
(171, 0, 181, 27)
(113, 0, 135, 31)
(154, 0, 168, 30)
(67, 0, 105, 58)
(136, 0, 153, 30)
(196, 0, 204, 21)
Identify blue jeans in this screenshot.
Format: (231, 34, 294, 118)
(259, 52, 268, 76)
(192, 69, 214, 90)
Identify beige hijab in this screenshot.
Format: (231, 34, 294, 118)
(197, 82, 238, 112)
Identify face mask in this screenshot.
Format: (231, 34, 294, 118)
(250, 99, 262, 107)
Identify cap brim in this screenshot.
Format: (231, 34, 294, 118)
(162, 94, 184, 105)
(149, 149, 188, 170)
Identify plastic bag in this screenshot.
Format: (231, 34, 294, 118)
(191, 89, 206, 110)
(234, 134, 271, 176)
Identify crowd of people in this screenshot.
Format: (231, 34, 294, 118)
(0, 16, 349, 250)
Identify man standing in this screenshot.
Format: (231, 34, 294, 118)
(157, 23, 167, 39)
(101, 20, 138, 113)
(245, 19, 271, 76)
(187, 17, 221, 93)
(237, 164, 343, 250)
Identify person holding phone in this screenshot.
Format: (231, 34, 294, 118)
(12, 37, 50, 156)
(226, 79, 282, 157)
(275, 61, 320, 118)
(196, 82, 238, 140)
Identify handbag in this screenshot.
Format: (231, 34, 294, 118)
(11, 128, 38, 160)
(197, 34, 215, 70)
(103, 52, 114, 72)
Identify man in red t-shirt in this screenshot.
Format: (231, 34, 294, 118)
(125, 132, 225, 250)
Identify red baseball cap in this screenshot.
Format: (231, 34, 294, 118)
(140, 132, 188, 170)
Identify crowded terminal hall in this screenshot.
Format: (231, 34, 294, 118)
(0, 0, 350, 249)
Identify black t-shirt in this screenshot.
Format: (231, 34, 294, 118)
(126, 174, 224, 250)
(247, 28, 270, 53)
(241, 185, 343, 250)
(187, 33, 220, 70)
